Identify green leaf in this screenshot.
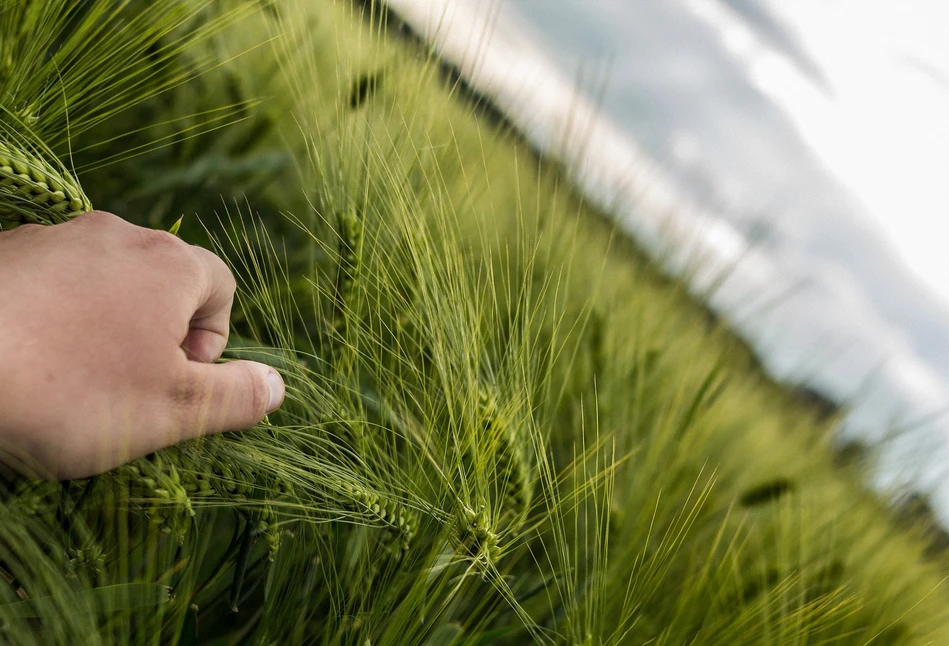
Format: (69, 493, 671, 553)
(0, 583, 171, 619)
(471, 627, 516, 645)
(168, 215, 184, 237)
(423, 624, 463, 646)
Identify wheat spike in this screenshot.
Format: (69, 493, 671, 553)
(341, 481, 416, 553)
(478, 387, 532, 528)
(66, 543, 106, 581)
(123, 455, 195, 545)
(256, 507, 281, 560)
(7, 479, 62, 522)
(454, 504, 501, 572)
(120, 445, 292, 556)
(328, 207, 363, 347)
(0, 140, 91, 226)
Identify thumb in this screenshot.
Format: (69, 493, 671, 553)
(174, 360, 285, 439)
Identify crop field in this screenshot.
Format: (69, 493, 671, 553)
(1, 2, 948, 644)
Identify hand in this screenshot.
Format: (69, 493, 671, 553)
(0, 211, 284, 479)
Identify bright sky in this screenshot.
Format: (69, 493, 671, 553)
(697, 0, 949, 304)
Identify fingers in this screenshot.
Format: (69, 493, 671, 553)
(186, 245, 237, 363)
(64, 214, 237, 365)
(168, 360, 285, 442)
(182, 328, 227, 363)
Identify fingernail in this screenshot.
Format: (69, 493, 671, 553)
(266, 370, 285, 414)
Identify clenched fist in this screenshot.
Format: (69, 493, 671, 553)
(0, 211, 284, 479)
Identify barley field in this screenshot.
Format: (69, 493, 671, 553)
(1, 2, 948, 644)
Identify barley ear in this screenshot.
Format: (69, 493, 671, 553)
(340, 481, 416, 554)
(0, 139, 91, 226)
(328, 207, 363, 351)
(478, 387, 533, 529)
(454, 504, 501, 575)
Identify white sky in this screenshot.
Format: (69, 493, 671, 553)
(702, 0, 949, 304)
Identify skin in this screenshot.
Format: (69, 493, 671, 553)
(0, 211, 285, 480)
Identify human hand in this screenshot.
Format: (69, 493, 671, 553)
(0, 211, 284, 479)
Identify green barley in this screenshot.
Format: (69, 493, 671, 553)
(340, 481, 416, 554)
(168, 216, 184, 237)
(257, 507, 281, 561)
(120, 443, 291, 558)
(0, 139, 91, 226)
(65, 544, 106, 582)
(328, 207, 363, 349)
(7, 479, 61, 522)
(122, 456, 195, 545)
(478, 387, 532, 529)
(453, 504, 501, 573)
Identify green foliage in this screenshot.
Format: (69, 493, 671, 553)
(0, 0, 252, 149)
(2, 1, 949, 645)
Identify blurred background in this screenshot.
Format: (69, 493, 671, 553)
(392, 0, 949, 520)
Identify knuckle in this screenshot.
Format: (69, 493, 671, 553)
(134, 229, 201, 281)
(194, 245, 237, 292)
(73, 210, 119, 227)
(135, 226, 185, 254)
(221, 263, 237, 294)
